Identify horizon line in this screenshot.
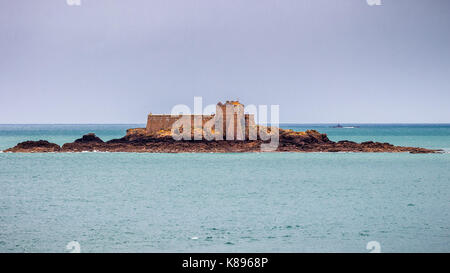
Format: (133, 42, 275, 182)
(1, 122, 450, 125)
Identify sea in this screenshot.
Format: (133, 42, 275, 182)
(0, 124, 449, 252)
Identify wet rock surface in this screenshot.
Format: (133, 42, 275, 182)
(3, 130, 441, 154)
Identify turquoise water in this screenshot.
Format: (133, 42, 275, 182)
(0, 124, 449, 252)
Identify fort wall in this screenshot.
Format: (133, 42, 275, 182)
(145, 101, 256, 139)
(146, 114, 215, 135)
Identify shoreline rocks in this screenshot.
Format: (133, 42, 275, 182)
(4, 140, 61, 153)
(2, 129, 442, 154)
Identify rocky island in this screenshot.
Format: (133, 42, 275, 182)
(3, 101, 441, 154)
(3, 129, 440, 154)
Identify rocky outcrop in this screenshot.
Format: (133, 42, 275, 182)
(74, 133, 104, 143)
(60, 133, 106, 152)
(3, 130, 442, 154)
(4, 140, 61, 153)
(275, 130, 437, 153)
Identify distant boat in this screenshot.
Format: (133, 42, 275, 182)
(331, 124, 360, 128)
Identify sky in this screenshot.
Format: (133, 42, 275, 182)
(0, 0, 449, 123)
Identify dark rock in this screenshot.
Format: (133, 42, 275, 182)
(4, 140, 61, 153)
(74, 133, 104, 143)
(361, 141, 374, 145)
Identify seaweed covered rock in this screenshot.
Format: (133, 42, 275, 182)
(4, 140, 61, 153)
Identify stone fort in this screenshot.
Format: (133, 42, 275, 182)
(146, 101, 256, 139)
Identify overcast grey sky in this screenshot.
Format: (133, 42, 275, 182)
(0, 0, 449, 123)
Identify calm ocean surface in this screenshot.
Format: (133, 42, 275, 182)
(0, 124, 449, 252)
